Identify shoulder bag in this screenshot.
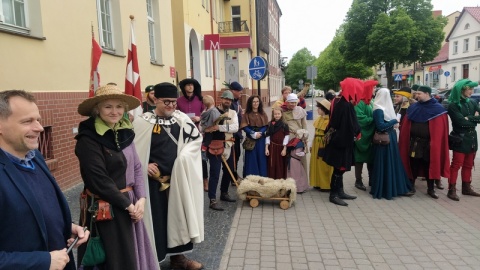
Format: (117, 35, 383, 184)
(372, 131, 390, 145)
(208, 140, 224, 156)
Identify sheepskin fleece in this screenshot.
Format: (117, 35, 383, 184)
(237, 175, 297, 206)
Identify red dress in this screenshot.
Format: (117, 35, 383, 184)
(267, 126, 289, 179)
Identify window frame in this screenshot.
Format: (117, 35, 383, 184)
(146, 0, 156, 61)
(463, 38, 469, 53)
(453, 41, 458, 54)
(97, 0, 115, 52)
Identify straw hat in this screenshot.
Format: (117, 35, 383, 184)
(77, 84, 140, 116)
(316, 99, 331, 111)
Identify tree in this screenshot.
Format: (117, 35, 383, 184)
(315, 28, 373, 90)
(284, 48, 316, 90)
(343, 0, 447, 88)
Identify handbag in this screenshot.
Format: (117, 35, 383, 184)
(448, 131, 463, 149)
(372, 131, 390, 145)
(81, 235, 106, 266)
(208, 140, 224, 156)
(242, 137, 256, 151)
(88, 196, 114, 222)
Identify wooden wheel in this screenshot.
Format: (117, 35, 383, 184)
(249, 198, 259, 208)
(279, 200, 289, 210)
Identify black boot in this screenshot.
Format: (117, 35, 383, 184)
(338, 175, 357, 200)
(209, 199, 224, 211)
(329, 174, 348, 206)
(410, 179, 416, 193)
(220, 192, 236, 202)
(355, 179, 367, 191)
(427, 180, 439, 199)
(435, 180, 444, 190)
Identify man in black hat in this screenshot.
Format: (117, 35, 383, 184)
(226, 81, 244, 183)
(177, 78, 204, 126)
(143, 85, 157, 113)
(133, 82, 204, 270)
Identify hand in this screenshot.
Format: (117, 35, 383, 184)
(255, 132, 262, 139)
(49, 249, 69, 270)
(68, 224, 90, 248)
(191, 116, 200, 123)
(204, 125, 217, 133)
(147, 163, 158, 177)
(131, 198, 145, 222)
(297, 151, 305, 157)
(475, 111, 479, 116)
(394, 124, 399, 129)
(265, 148, 270, 156)
(281, 149, 286, 156)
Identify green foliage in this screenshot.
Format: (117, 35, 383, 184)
(284, 48, 316, 89)
(343, 0, 447, 88)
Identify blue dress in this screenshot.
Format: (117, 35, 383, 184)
(371, 110, 411, 199)
(243, 126, 268, 177)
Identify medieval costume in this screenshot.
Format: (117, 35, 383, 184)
(75, 85, 158, 270)
(133, 83, 204, 266)
(143, 85, 156, 113)
(393, 87, 412, 126)
(370, 88, 412, 200)
(240, 104, 269, 177)
(309, 99, 333, 190)
(399, 86, 450, 199)
(323, 77, 362, 206)
(353, 80, 377, 190)
(287, 129, 310, 193)
(265, 117, 290, 179)
(446, 79, 480, 200)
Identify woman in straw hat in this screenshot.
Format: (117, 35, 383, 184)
(75, 84, 159, 270)
(309, 99, 333, 191)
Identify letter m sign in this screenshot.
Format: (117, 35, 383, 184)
(204, 34, 220, 50)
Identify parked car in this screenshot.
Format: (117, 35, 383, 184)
(441, 86, 480, 109)
(437, 89, 451, 104)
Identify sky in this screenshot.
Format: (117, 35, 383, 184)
(276, 0, 480, 62)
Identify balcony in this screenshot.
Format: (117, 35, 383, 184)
(219, 20, 249, 33)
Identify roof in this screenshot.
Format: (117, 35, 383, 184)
(424, 42, 449, 65)
(446, 7, 480, 41)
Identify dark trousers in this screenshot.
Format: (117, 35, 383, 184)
(207, 152, 230, 199)
(410, 158, 430, 180)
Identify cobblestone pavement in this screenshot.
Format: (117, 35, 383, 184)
(64, 98, 480, 269)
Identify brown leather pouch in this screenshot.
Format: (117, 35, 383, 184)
(95, 200, 114, 222)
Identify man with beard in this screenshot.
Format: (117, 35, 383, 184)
(143, 85, 157, 113)
(393, 87, 412, 126)
(204, 90, 239, 211)
(133, 82, 204, 270)
(399, 85, 450, 198)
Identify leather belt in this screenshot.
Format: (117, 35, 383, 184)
(85, 186, 133, 199)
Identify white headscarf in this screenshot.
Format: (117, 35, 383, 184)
(373, 88, 397, 121)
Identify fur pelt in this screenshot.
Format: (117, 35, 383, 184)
(237, 175, 297, 206)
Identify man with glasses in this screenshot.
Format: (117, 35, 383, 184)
(133, 82, 204, 270)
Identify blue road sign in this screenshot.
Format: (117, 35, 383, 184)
(444, 71, 450, 77)
(249, 56, 268, 80)
(394, 74, 403, 81)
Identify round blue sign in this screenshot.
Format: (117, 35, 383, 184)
(249, 56, 268, 81)
(444, 71, 450, 77)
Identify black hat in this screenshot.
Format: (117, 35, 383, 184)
(154, 82, 179, 99)
(229, 81, 243, 91)
(179, 78, 201, 92)
(145, 85, 154, 93)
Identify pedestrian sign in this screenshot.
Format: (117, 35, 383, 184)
(394, 74, 403, 81)
(249, 56, 268, 81)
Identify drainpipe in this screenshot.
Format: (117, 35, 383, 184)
(210, 0, 217, 104)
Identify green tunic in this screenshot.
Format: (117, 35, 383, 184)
(354, 100, 375, 163)
(447, 98, 480, 153)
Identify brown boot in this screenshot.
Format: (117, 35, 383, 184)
(447, 184, 459, 201)
(203, 179, 208, 192)
(170, 254, 204, 270)
(462, 182, 480, 196)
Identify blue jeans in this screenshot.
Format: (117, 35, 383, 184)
(207, 152, 231, 199)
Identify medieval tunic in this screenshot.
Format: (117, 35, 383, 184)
(283, 106, 308, 176)
(240, 111, 269, 177)
(323, 97, 361, 171)
(309, 115, 333, 189)
(354, 100, 374, 163)
(265, 120, 289, 179)
(133, 111, 204, 263)
(75, 117, 158, 270)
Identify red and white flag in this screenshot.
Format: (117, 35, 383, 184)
(125, 18, 142, 117)
(89, 34, 102, 97)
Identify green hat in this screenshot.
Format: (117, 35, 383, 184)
(449, 79, 479, 107)
(417, 85, 431, 94)
(221, 90, 234, 100)
(411, 84, 420, 91)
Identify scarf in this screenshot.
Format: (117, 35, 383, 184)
(76, 116, 135, 151)
(406, 98, 447, 123)
(373, 88, 397, 121)
(265, 119, 288, 137)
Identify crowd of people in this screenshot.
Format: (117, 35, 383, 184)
(1, 76, 479, 269)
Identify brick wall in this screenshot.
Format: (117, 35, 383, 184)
(34, 92, 88, 190)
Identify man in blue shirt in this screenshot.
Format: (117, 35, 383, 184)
(0, 90, 89, 270)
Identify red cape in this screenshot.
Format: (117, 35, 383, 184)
(398, 114, 450, 180)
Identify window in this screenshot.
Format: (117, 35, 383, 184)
(0, 0, 25, 27)
(464, 38, 469, 52)
(452, 66, 456, 82)
(453, 41, 458, 54)
(0, 0, 43, 37)
(146, 0, 155, 61)
(476, 36, 480, 50)
(462, 64, 469, 79)
(97, 0, 114, 50)
(232, 6, 241, 32)
(465, 23, 470, 30)
(205, 0, 209, 12)
(38, 126, 54, 160)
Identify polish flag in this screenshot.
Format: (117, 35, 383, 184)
(89, 34, 102, 97)
(125, 16, 142, 117)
